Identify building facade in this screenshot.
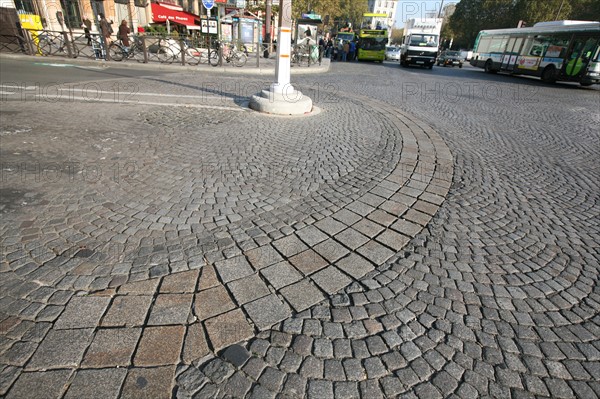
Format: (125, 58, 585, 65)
(367, 0, 398, 31)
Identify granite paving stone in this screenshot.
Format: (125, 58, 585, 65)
(311, 266, 353, 295)
(245, 245, 284, 270)
(336, 253, 375, 279)
(214, 256, 254, 283)
(134, 325, 185, 366)
(53, 296, 111, 329)
(272, 235, 309, 257)
(63, 368, 127, 399)
(159, 270, 199, 293)
(5, 369, 72, 399)
(261, 261, 303, 289)
(244, 294, 291, 330)
(314, 239, 351, 263)
(82, 328, 141, 367)
(182, 323, 210, 363)
(147, 293, 193, 325)
(227, 273, 271, 305)
(26, 328, 94, 370)
(289, 249, 330, 276)
(195, 285, 236, 320)
(101, 295, 153, 327)
(121, 366, 176, 399)
(280, 280, 326, 312)
(204, 309, 254, 352)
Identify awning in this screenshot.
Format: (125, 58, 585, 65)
(151, 2, 200, 28)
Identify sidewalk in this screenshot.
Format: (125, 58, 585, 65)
(0, 51, 331, 75)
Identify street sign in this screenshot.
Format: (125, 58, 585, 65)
(202, 0, 215, 10)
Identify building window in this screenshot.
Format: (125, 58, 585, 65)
(134, 0, 146, 7)
(60, 0, 82, 29)
(14, 0, 36, 13)
(115, 0, 128, 4)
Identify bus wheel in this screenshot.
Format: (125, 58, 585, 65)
(541, 66, 557, 83)
(484, 60, 496, 74)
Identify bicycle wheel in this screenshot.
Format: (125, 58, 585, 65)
(185, 48, 201, 66)
(233, 51, 247, 67)
(208, 50, 219, 66)
(157, 47, 175, 64)
(132, 47, 146, 63)
(108, 43, 124, 61)
(37, 37, 52, 56)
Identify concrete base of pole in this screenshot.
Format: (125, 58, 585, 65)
(249, 89, 313, 115)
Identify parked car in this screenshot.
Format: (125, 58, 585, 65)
(385, 46, 400, 61)
(437, 50, 463, 67)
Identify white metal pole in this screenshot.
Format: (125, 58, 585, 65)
(272, 0, 293, 94)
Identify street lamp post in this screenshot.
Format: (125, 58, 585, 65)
(249, 0, 313, 115)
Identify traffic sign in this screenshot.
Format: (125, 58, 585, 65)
(202, 0, 215, 10)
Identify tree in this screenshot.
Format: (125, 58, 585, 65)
(336, 0, 368, 31)
(514, 0, 572, 24)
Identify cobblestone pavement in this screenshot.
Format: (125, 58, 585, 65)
(1, 60, 599, 398)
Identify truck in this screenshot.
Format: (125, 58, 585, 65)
(399, 18, 443, 68)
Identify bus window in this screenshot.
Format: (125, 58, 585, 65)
(512, 37, 524, 54)
(593, 45, 600, 62)
(489, 35, 508, 53)
(545, 36, 570, 58)
(581, 38, 598, 61)
(478, 36, 491, 52)
(529, 36, 547, 56)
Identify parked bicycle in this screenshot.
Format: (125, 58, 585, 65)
(209, 41, 247, 67)
(291, 43, 318, 66)
(108, 36, 145, 62)
(37, 31, 79, 57)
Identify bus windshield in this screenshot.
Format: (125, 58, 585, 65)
(410, 34, 438, 47)
(593, 45, 600, 62)
(360, 37, 387, 51)
(336, 33, 355, 43)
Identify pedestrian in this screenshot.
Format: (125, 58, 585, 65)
(99, 13, 113, 45)
(118, 20, 130, 47)
(318, 36, 325, 65)
(82, 16, 92, 45)
(326, 38, 333, 58)
(342, 40, 349, 62)
(349, 40, 356, 61)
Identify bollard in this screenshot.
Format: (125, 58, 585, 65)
(256, 41, 259, 67)
(63, 31, 73, 58)
(142, 36, 148, 63)
(180, 37, 186, 65)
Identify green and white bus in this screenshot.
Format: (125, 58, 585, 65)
(470, 20, 600, 86)
(357, 13, 388, 62)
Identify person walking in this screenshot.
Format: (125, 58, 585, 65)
(349, 40, 356, 61)
(82, 16, 92, 45)
(118, 20, 130, 47)
(99, 13, 113, 45)
(342, 40, 349, 62)
(326, 38, 333, 58)
(318, 37, 325, 65)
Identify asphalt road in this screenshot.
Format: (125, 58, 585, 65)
(0, 56, 172, 86)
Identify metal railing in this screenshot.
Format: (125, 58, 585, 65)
(0, 30, 319, 69)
